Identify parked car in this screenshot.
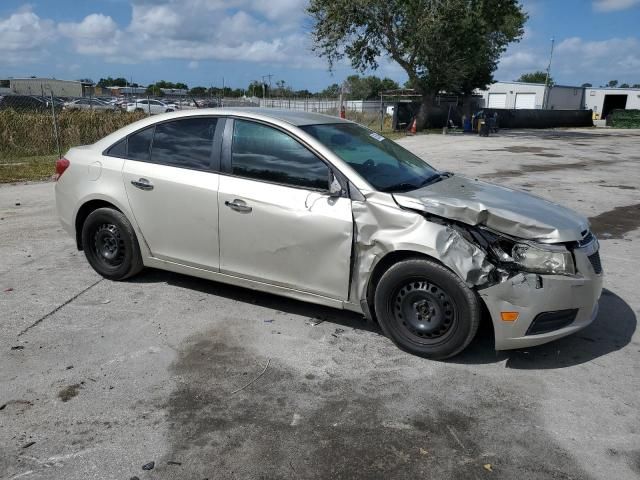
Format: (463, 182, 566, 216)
(125, 99, 177, 114)
(63, 98, 117, 111)
(0, 95, 50, 112)
(54, 109, 603, 358)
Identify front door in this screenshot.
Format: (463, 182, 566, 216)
(217, 119, 353, 300)
(121, 116, 223, 269)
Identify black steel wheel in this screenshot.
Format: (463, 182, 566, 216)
(374, 258, 481, 359)
(81, 208, 143, 280)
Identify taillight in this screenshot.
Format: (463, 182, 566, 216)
(55, 157, 70, 180)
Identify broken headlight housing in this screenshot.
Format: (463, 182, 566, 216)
(475, 229, 575, 275)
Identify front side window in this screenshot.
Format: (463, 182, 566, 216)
(127, 126, 153, 161)
(151, 117, 217, 170)
(231, 120, 329, 190)
(301, 123, 439, 193)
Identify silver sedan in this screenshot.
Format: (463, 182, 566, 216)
(54, 109, 603, 358)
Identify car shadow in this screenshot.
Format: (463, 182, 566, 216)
(130, 268, 380, 334)
(130, 271, 635, 369)
(452, 289, 636, 369)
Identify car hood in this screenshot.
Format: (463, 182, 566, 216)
(392, 175, 589, 243)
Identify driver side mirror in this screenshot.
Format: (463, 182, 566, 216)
(329, 172, 344, 198)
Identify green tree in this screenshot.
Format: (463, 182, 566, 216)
(189, 86, 207, 96)
(319, 83, 340, 97)
(345, 75, 400, 99)
(581, 83, 593, 87)
(517, 71, 552, 85)
(97, 77, 128, 88)
(633, 84, 640, 88)
(620, 83, 630, 88)
(247, 80, 264, 97)
(308, 0, 527, 129)
(145, 85, 164, 96)
(607, 80, 618, 87)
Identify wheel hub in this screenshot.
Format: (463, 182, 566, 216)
(93, 224, 124, 266)
(393, 280, 455, 339)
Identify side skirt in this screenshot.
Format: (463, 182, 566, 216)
(144, 256, 358, 312)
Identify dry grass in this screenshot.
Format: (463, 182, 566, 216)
(0, 109, 146, 159)
(0, 108, 414, 183)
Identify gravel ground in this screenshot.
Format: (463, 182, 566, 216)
(1, 128, 639, 480)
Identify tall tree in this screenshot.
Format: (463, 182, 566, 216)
(308, 0, 527, 129)
(189, 86, 207, 96)
(517, 71, 552, 85)
(345, 74, 400, 99)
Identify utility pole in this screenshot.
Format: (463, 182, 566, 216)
(543, 37, 555, 109)
(262, 74, 273, 100)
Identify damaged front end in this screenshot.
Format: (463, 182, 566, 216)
(351, 184, 603, 351)
(349, 191, 496, 314)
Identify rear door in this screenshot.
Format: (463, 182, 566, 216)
(217, 118, 353, 300)
(120, 116, 224, 269)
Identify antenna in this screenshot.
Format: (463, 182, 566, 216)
(543, 37, 555, 109)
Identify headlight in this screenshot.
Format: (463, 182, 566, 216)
(511, 243, 575, 275)
(476, 229, 575, 275)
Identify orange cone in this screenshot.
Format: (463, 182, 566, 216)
(409, 118, 417, 135)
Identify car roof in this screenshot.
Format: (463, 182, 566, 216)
(229, 108, 349, 126)
(92, 107, 352, 152)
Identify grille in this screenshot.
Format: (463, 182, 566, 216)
(588, 250, 603, 274)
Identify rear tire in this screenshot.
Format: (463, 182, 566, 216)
(373, 258, 480, 359)
(81, 208, 144, 280)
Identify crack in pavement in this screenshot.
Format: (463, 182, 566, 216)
(17, 278, 104, 337)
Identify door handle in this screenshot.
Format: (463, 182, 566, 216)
(131, 178, 154, 191)
(224, 199, 252, 213)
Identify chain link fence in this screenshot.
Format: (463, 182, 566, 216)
(0, 89, 393, 182)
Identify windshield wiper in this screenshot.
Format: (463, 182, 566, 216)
(381, 182, 420, 193)
(418, 172, 451, 188)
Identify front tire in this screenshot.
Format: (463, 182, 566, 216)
(373, 258, 480, 359)
(81, 208, 144, 280)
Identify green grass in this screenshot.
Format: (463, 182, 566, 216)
(0, 155, 58, 183)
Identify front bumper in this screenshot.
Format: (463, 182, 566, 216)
(479, 245, 603, 350)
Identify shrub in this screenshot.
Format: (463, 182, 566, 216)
(608, 109, 640, 128)
(0, 109, 146, 159)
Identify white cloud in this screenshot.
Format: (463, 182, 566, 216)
(555, 36, 640, 77)
(59, 14, 122, 55)
(0, 7, 56, 64)
(55, 0, 319, 67)
(188, 60, 199, 69)
(593, 0, 640, 11)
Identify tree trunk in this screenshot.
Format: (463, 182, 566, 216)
(416, 93, 435, 131)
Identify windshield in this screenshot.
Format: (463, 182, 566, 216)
(300, 123, 439, 193)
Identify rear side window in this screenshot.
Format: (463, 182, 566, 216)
(151, 118, 217, 170)
(127, 126, 154, 161)
(231, 120, 329, 190)
(107, 138, 126, 157)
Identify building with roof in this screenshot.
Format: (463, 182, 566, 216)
(584, 87, 640, 119)
(478, 81, 640, 119)
(1, 77, 94, 97)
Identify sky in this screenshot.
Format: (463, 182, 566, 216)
(1, 0, 639, 91)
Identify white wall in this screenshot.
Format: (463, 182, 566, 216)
(478, 82, 546, 109)
(584, 88, 640, 115)
(547, 86, 584, 110)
